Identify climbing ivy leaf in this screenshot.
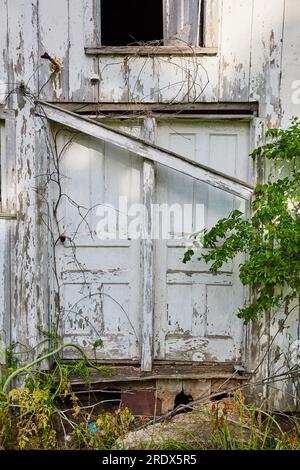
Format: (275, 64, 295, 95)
(183, 118, 300, 323)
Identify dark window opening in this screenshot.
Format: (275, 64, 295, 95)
(101, 0, 164, 47)
(174, 391, 193, 411)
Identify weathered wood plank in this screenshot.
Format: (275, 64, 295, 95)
(83, 0, 100, 47)
(167, 272, 233, 285)
(69, 363, 250, 384)
(69, 0, 99, 102)
(98, 56, 129, 102)
(280, 0, 300, 127)
(1, 114, 16, 215)
(157, 56, 190, 103)
(163, 0, 201, 46)
(38, 0, 69, 100)
(86, 46, 218, 56)
(0, 2, 14, 354)
(39, 102, 253, 200)
(49, 101, 259, 115)
(218, 0, 253, 101)
(0, 0, 8, 104)
(249, 0, 285, 129)
(141, 118, 155, 371)
(128, 57, 159, 103)
(188, 55, 219, 102)
(244, 116, 266, 402)
(203, 0, 220, 48)
(141, 159, 155, 371)
(0, 219, 12, 349)
(250, 117, 265, 185)
(7, 0, 41, 350)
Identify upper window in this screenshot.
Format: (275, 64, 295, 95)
(85, 0, 219, 54)
(98, 0, 203, 48)
(101, 0, 164, 46)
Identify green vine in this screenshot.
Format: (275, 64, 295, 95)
(2, 341, 113, 394)
(183, 118, 300, 323)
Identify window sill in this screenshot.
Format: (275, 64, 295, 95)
(85, 46, 218, 57)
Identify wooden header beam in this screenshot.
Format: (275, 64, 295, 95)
(46, 101, 259, 116)
(38, 101, 253, 200)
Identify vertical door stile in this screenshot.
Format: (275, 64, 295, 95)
(141, 118, 156, 371)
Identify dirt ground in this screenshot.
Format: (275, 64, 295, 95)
(115, 398, 250, 449)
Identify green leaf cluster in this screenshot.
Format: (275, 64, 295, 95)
(184, 119, 300, 322)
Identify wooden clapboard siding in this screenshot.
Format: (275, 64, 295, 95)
(280, 0, 300, 126)
(0, 111, 14, 350)
(69, 0, 99, 101)
(218, 0, 253, 101)
(0, 220, 12, 348)
(249, 0, 285, 128)
(0, 0, 298, 410)
(202, 0, 220, 49)
(0, 0, 294, 111)
(0, 0, 8, 105)
(38, 0, 70, 101)
(6, 0, 48, 352)
(0, 0, 15, 351)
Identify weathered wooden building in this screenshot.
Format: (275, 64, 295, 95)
(0, 0, 299, 412)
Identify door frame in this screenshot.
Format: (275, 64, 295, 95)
(43, 101, 259, 372)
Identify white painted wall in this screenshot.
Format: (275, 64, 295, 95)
(0, 0, 299, 408)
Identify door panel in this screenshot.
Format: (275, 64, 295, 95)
(52, 119, 250, 365)
(54, 130, 142, 360)
(154, 120, 250, 363)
